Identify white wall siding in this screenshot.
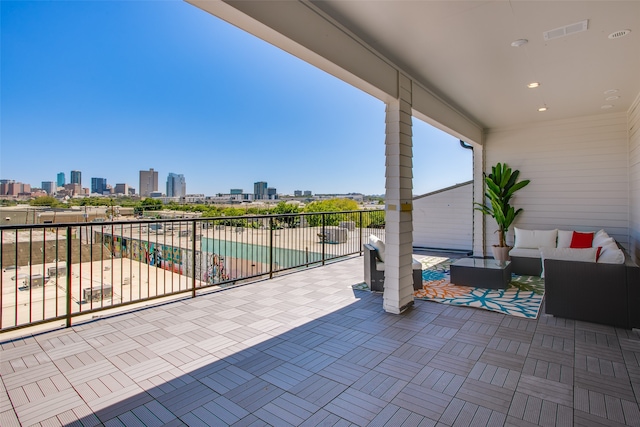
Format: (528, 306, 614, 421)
(484, 113, 630, 251)
(629, 94, 640, 264)
(413, 182, 472, 251)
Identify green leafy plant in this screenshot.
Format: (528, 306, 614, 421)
(475, 162, 530, 247)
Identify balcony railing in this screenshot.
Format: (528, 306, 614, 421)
(0, 210, 384, 332)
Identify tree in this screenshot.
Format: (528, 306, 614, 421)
(303, 198, 359, 226)
(30, 196, 60, 207)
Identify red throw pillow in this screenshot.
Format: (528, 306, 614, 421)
(570, 231, 594, 248)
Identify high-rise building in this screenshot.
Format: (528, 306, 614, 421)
(166, 173, 186, 198)
(0, 180, 14, 195)
(70, 170, 82, 186)
(254, 181, 267, 200)
(91, 178, 107, 195)
(114, 183, 129, 195)
(139, 168, 158, 197)
(57, 172, 65, 187)
(42, 181, 56, 195)
(294, 190, 302, 197)
(304, 190, 312, 196)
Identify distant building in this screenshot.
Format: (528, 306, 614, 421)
(254, 181, 267, 200)
(0, 181, 31, 196)
(41, 181, 56, 195)
(70, 170, 82, 186)
(166, 173, 186, 198)
(57, 172, 65, 187)
(139, 168, 158, 197)
(209, 193, 254, 203)
(294, 190, 302, 197)
(149, 191, 163, 198)
(267, 187, 278, 200)
(184, 194, 206, 203)
(91, 177, 107, 195)
(114, 183, 129, 195)
(0, 180, 13, 195)
(230, 188, 243, 195)
(304, 190, 312, 196)
(64, 183, 82, 196)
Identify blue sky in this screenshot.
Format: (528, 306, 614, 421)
(1, 0, 471, 196)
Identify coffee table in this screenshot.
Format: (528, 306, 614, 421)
(450, 258, 512, 289)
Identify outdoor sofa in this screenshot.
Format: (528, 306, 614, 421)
(509, 228, 639, 329)
(363, 235, 423, 292)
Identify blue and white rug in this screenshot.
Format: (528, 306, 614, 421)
(414, 257, 545, 319)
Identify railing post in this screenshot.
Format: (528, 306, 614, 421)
(359, 211, 363, 255)
(65, 226, 72, 328)
(321, 213, 326, 266)
(192, 219, 197, 298)
(269, 216, 274, 279)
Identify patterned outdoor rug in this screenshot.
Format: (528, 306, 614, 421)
(415, 256, 545, 319)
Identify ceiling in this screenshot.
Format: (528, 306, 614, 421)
(310, 0, 640, 129)
(192, 1, 640, 130)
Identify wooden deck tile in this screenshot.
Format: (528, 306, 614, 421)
(516, 373, 573, 407)
(455, 377, 515, 413)
(325, 387, 387, 426)
(2, 255, 640, 426)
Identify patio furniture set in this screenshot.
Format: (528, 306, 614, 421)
(364, 229, 640, 329)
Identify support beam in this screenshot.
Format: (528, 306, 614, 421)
(383, 74, 415, 314)
(472, 142, 486, 257)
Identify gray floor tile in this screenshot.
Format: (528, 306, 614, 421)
(1, 255, 639, 426)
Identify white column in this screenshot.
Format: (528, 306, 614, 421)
(472, 143, 486, 257)
(383, 74, 415, 314)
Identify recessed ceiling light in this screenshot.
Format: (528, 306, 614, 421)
(608, 29, 631, 39)
(538, 106, 548, 112)
(527, 82, 540, 89)
(601, 104, 614, 109)
(604, 89, 619, 95)
(605, 95, 620, 101)
(511, 39, 528, 47)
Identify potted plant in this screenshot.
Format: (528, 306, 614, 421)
(475, 162, 530, 261)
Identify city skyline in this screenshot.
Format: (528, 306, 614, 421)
(1, 1, 472, 196)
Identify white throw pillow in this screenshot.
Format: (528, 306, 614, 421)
(598, 244, 625, 264)
(596, 237, 616, 251)
(539, 247, 598, 278)
(369, 235, 385, 262)
(556, 230, 574, 248)
(514, 228, 558, 249)
(592, 229, 611, 248)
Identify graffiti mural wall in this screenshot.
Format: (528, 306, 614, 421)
(102, 233, 186, 274)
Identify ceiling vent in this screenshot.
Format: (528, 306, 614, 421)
(608, 29, 631, 39)
(544, 20, 589, 41)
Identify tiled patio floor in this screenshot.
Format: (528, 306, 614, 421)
(1, 255, 639, 426)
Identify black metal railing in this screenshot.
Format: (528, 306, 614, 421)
(0, 210, 385, 332)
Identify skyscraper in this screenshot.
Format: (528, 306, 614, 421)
(57, 172, 65, 187)
(91, 178, 107, 195)
(254, 181, 267, 200)
(139, 168, 158, 197)
(70, 170, 81, 186)
(42, 181, 55, 195)
(166, 173, 186, 198)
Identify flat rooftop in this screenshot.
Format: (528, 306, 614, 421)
(1, 255, 639, 426)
